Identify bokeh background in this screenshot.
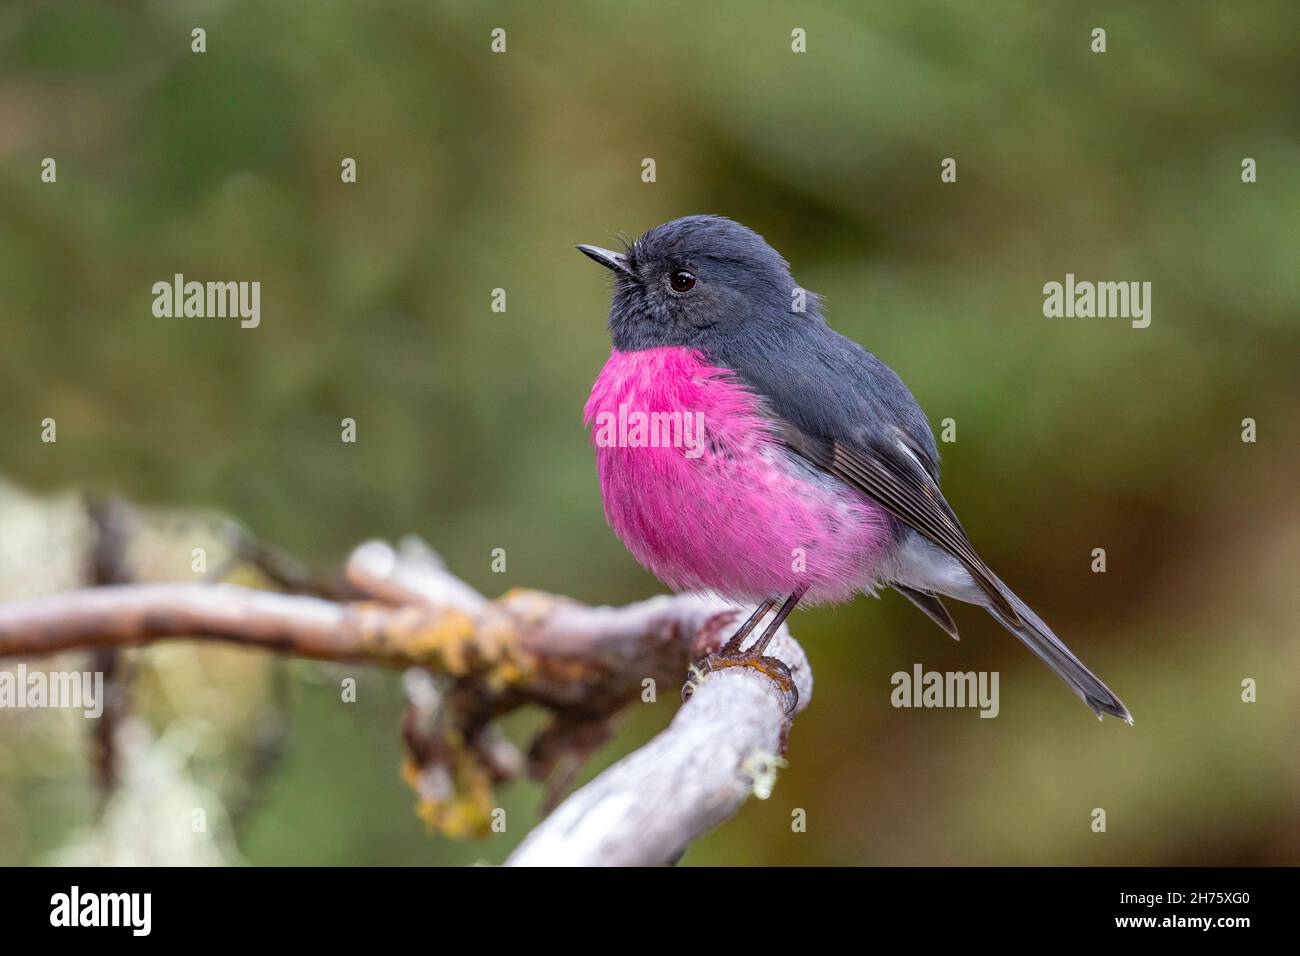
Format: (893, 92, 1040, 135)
(1, 1, 1297, 865)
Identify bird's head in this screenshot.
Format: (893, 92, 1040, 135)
(578, 215, 813, 352)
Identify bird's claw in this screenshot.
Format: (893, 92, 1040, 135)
(679, 650, 799, 716)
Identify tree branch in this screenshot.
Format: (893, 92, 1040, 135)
(0, 537, 812, 859)
(508, 622, 810, 866)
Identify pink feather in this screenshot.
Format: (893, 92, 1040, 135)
(585, 347, 893, 603)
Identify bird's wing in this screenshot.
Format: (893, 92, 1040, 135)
(709, 327, 1129, 718)
(705, 324, 1020, 622)
(777, 421, 1022, 625)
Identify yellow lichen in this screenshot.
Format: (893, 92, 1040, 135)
(740, 751, 788, 800)
(500, 588, 560, 625)
(402, 736, 498, 840)
(397, 608, 478, 672)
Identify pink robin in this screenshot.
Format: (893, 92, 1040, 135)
(579, 215, 1131, 723)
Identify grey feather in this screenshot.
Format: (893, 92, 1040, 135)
(893, 585, 960, 640)
(985, 578, 1133, 723)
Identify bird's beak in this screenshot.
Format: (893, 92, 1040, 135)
(576, 244, 631, 276)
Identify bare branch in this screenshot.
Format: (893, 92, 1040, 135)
(0, 555, 741, 707)
(346, 537, 487, 612)
(0, 535, 813, 859)
(507, 622, 810, 866)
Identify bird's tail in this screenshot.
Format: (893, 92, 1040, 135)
(986, 582, 1132, 724)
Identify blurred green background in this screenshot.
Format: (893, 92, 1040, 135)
(1, 0, 1297, 865)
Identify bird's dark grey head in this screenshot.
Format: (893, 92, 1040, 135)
(578, 215, 816, 352)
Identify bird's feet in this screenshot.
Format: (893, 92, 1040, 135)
(681, 645, 799, 716)
(681, 592, 806, 716)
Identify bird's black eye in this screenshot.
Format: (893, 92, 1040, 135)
(670, 270, 696, 293)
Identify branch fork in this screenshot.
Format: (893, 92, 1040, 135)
(0, 533, 812, 864)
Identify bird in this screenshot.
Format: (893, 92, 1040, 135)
(577, 215, 1131, 723)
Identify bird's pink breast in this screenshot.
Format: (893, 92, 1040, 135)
(584, 347, 892, 603)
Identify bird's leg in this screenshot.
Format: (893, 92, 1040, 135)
(716, 598, 778, 656)
(681, 588, 807, 715)
(745, 587, 804, 658)
(682, 598, 775, 705)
